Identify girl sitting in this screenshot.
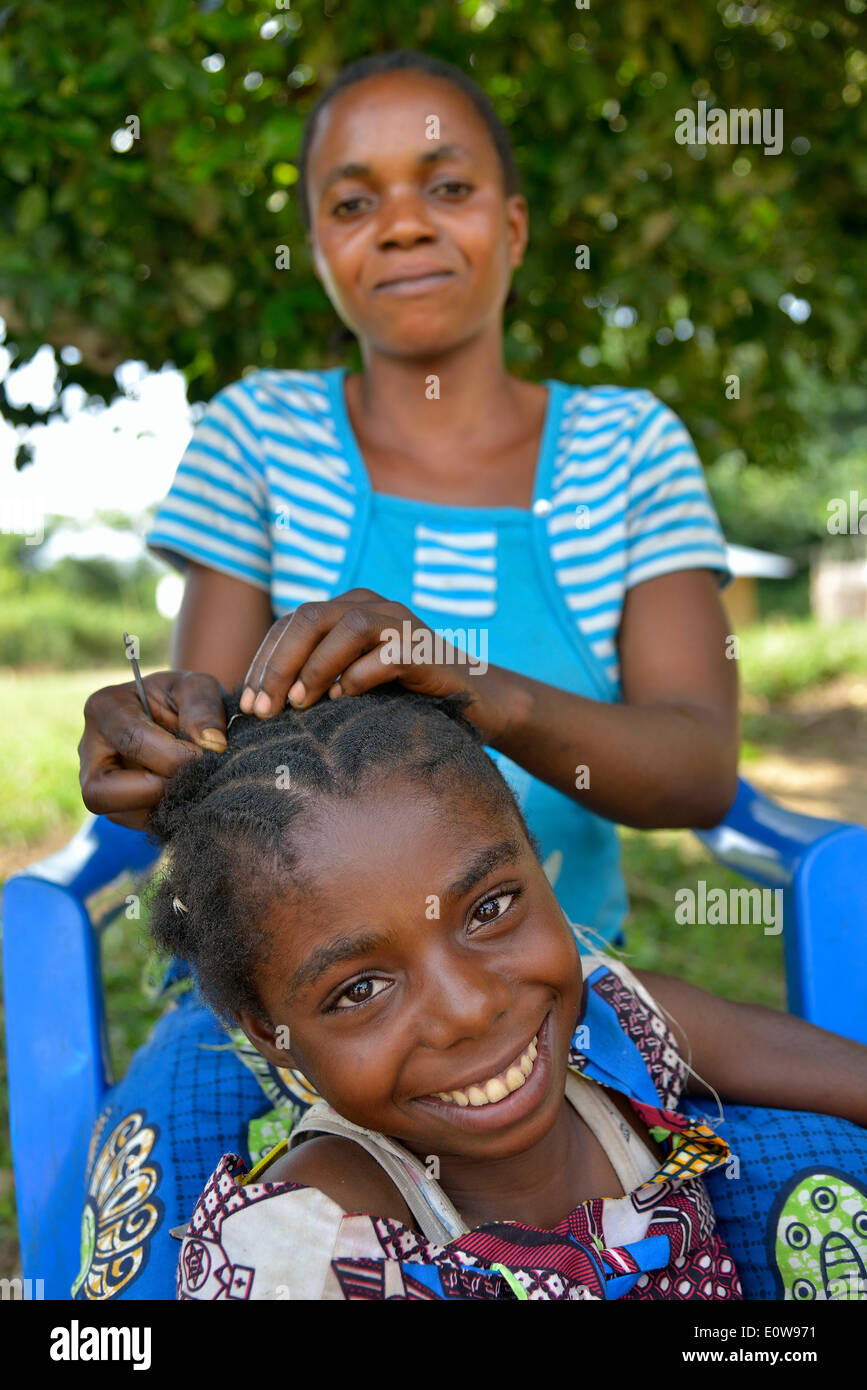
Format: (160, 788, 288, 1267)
(148, 687, 867, 1302)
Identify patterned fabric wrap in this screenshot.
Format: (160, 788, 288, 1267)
(176, 959, 742, 1301)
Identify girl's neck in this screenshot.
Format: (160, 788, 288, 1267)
(409, 1096, 624, 1232)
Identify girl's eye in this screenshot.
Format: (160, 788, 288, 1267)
(331, 975, 390, 1011)
(470, 891, 517, 930)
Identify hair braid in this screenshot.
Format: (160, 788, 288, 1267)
(147, 685, 532, 1026)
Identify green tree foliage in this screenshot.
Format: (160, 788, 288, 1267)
(1, 0, 865, 483)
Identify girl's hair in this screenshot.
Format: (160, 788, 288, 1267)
(148, 685, 535, 1027)
(296, 48, 522, 233)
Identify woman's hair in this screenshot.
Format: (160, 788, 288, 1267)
(296, 48, 522, 233)
(147, 685, 535, 1027)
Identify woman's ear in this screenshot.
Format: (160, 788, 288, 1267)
(235, 1008, 300, 1072)
(505, 192, 529, 271)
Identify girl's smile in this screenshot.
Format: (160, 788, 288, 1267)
(411, 1008, 555, 1135)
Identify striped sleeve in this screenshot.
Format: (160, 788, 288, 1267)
(624, 395, 731, 591)
(146, 380, 273, 591)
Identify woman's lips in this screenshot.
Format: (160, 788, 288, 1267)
(411, 1011, 554, 1132)
(373, 271, 456, 297)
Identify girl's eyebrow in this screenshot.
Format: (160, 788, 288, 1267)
(445, 839, 522, 900)
(320, 143, 474, 196)
(284, 930, 388, 1004)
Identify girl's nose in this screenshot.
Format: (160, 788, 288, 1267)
(416, 953, 513, 1049)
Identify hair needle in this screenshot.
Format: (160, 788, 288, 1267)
(122, 631, 155, 721)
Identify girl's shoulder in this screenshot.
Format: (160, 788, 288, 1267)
(573, 946, 690, 1111)
(262, 1133, 418, 1229)
(553, 379, 691, 453)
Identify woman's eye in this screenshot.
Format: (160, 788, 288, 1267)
(333, 196, 368, 217)
(432, 180, 472, 197)
(332, 976, 390, 1011)
(470, 891, 516, 929)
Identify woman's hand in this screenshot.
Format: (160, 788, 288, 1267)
(239, 589, 500, 731)
(78, 671, 227, 829)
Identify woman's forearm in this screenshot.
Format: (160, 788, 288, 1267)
(465, 663, 739, 829)
(171, 562, 275, 687)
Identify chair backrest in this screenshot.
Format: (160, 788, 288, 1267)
(2, 816, 160, 1299)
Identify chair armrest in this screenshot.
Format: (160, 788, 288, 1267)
(694, 777, 848, 888)
(20, 812, 161, 899)
(696, 778, 867, 1044)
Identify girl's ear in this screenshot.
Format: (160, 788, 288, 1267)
(235, 1008, 299, 1072)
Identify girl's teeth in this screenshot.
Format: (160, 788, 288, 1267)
(434, 1033, 540, 1107)
(484, 1078, 509, 1103)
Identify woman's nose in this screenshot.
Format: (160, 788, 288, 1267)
(376, 190, 438, 248)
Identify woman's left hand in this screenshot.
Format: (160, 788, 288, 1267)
(239, 589, 498, 728)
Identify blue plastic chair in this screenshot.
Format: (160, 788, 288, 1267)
(3, 779, 866, 1299)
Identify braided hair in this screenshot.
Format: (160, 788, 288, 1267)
(148, 686, 534, 1028)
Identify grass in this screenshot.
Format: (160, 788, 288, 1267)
(739, 617, 867, 703)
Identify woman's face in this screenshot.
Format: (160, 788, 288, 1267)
(304, 70, 528, 357)
(241, 776, 583, 1165)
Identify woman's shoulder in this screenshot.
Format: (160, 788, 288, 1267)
(208, 366, 337, 416)
(262, 1134, 418, 1228)
(553, 378, 682, 436)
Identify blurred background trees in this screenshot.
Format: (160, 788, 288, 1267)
(1, 0, 865, 544)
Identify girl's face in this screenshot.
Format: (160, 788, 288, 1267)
(240, 777, 583, 1165)
(304, 70, 528, 358)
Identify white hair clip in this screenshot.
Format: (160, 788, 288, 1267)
(226, 712, 247, 730)
(172, 896, 189, 915)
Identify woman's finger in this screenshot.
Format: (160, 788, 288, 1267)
(79, 760, 170, 819)
(334, 647, 462, 702)
(82, 685, 202, 779)
(170, 671, 228, 749)
(240, 612, 296, 710)
(288, 607, 397, 707)
(240, 592, 391, 715)
(240, 602, 358, 716)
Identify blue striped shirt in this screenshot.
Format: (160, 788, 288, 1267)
(148, 367, 730, 692)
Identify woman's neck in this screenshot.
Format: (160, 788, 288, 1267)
(344, 333, 549, 507)
(355, 333, 516, 438)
